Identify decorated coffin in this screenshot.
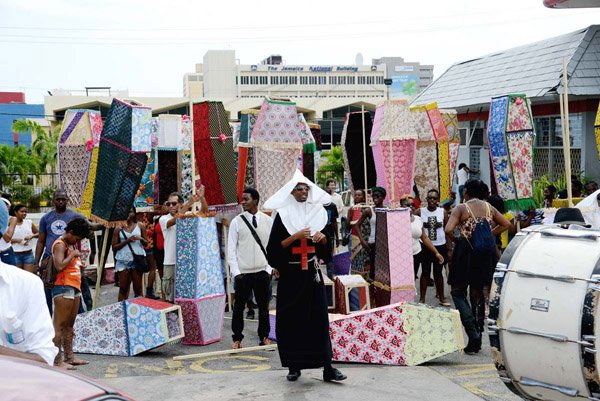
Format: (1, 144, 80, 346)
(335, 274, 371, 314)
(333, 251, 351, 275)
(73, 298, 184, 356)
(330, 302, 464, 366)
(176, 294, 226, 345)
(373, 208, 416, 306)
(175, 215, 225, 299)
(341, 111, 376, 192)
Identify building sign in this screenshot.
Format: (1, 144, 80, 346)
(264, 66, 360, 72)
(395, 65, 414, 72)
(390, 74, 420, 97)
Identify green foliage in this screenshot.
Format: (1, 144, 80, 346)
(533, 174, 569, 206)
(10, 184, 34, 203)
(41, 186, 57, 203)
(0, 144, 39, 186)
(316, 146, 345, 189)
(31, 124, 59, 174)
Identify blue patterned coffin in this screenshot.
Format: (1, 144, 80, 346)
(175, 216, 225, 299)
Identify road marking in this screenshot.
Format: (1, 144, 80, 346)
(189, 355, 272, 374)
(104, 364, 119, 378)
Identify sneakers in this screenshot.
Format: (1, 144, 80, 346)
(323, 367, 347, 382)
(259, 338, 272, 346)
(286, 370, 301, 381)
(246, 309, 255, 320)
(231, 340, 242, 349)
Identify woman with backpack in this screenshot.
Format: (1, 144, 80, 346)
(445, 179, 511, 355)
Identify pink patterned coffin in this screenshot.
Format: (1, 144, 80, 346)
(373, 208, 416, 306)
(176, 295, 226, 345)
(330, 302, 464, 366)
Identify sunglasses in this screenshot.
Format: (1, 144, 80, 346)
(294, 186, 310, 192)
(427, 196, 439, 200)
(165, 202, 179, 206)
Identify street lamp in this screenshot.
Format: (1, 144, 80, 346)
(383, 78, 393, 100)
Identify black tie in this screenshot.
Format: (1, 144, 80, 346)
(252, 215, 257, 228)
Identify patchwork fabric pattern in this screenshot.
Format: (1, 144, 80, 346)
(487, 96, 517, 201)
(176, 295, 225, 345)
(506, 95, 533, 132)
(134, 149, 157, 210)
(100, 99, 152, 151)
(131, 107, 153, 152)
(76, 147, 99, 218)
(440, 109, 459, 142)
(506, 131, 534, 200)
(73, 302, 129, 356)
(425, 103, 449, 141)
(414, 141, 439, 201)
(180, 116, 192, 151)
(58, 144, 90, 208)
(380, 139, 417, 203)
(253, 146, 300, 208)
(158, 114, 182, 150)
(374, 209, 415, 306)
(175, 216, 224, 299)
(330, 302, 464, 366)
(437, 140, 451, 201)
(125, 300, 167, 355)
(251, 98, 303, 144)
(180, 152, 193, 201)
(412, 107, 435, 141)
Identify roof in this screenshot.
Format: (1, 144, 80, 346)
(412, 25, 600, 109)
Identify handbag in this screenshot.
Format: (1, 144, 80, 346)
(121, 229, 149, 273)
(40, 239, 66, 287)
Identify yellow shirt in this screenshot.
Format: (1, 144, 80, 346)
(500, 212, 514, 249)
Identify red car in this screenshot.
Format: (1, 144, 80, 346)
(0, 356, 135, 401)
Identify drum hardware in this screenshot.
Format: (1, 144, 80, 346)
(583, 335, 596, 342)
(496, 267, 600, 285)
(540, 230, 599, 241)
(500, 327, 595, 347)
(518, 377, 579, 397)
(584, 347, 596, 354)
(487, 318, 497, 325)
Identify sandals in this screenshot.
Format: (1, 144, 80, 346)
(231, 340, 242, 349)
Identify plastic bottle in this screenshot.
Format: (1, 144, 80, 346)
(4, 312, 25, 346)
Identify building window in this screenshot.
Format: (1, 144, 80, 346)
(533, 114, 583, 180)
(309, 76, 317, 85)
(358, 76, 366, 85)
(376, 76, 383, 84)
(270, 76, 279, 85)
(280, 76, 288, 85)
(241, 76, 249, 85)
(289, 76, 297, 84)
(250, 76, 258, 85)
(348, 76, 355, 85)
(318, 76, 326, 85)
(329, 76, 337, 85)
(300, 76, 308, 85)
(260, 76, 267, 85)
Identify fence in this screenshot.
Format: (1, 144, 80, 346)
(1, 173, 59, 211)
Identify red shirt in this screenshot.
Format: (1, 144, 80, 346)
(154, 220, 164, 250)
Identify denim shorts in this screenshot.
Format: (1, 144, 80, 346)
(51, 285, 81, 300)
(13, 251, 34, 265)
(115, 260, 135, 272)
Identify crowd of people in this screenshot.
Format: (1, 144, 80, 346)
(1, 164, 598, 383)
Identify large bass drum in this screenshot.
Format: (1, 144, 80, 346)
(489, 225, 600, 401)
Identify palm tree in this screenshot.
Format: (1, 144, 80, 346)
(316, 145, 346, 189)
(0, 144, 39, 188)
(12, 119, 58, 176)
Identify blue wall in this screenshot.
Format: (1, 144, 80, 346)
(0, 104, 45, 149)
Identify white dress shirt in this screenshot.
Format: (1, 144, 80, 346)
(227, 212, 272, 278)
(0, 262, 57, 365)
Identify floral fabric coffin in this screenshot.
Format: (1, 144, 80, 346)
(176, 295, 225, 345)
(73, 298, 184, 356)
(175, 216, 225, 299)
(373, 209, 416, 306)
(330, 302, 464, 366)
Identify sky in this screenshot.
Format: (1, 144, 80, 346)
(1, 0, 599, 104)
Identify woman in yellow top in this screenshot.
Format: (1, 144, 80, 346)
(51, 218, 90, 370)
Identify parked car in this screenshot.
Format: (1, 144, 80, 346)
(0, 356, 135, 401)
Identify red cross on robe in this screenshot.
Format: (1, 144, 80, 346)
(292, 238, 315, 271)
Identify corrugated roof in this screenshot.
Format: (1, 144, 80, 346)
(412, 25, 600, 109)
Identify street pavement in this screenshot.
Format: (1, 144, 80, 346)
(75, 277, 521, 401)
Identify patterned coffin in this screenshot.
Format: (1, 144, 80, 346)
(175, 216, 225, 299)
(73, 298, 184, 356)
(341, 111, 377, 192)
(125, 298, 185, 355)
(268, 310, 277, 342)
(373, 208, 416, 306)
(330, 302, 464, 366)
(176, 295, 226, 345)
(333, 252, 351, 275)
(73, 301, 129, 356)
(335, 275, 371, 314)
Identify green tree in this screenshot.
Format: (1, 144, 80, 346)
(31, 124, 60, 175)
(0, 144, 39, 187)
(316, 145, 346, 189)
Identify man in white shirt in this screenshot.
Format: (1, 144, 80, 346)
(456, 164, 470, 203)
(228, 188, 273, 349)
(0, 200, 57, 365)
(325, 179, 344, 216)
(159, 188, 206, 303)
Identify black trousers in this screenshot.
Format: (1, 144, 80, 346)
(232, 271, 271, 342)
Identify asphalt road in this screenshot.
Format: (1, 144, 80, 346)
(73, 273, 521, 401)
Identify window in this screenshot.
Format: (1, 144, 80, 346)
(533, 114, 583, 179)
(339, 76, 346, 85)
(290, 76, 297, 84)
(309, 76, 317, 85)
(250, 76, 258, 85)
(358, 76, 366, 85)
(300, 76, 308, 85)
(366, 76, 374, 85)
(376, 76, 383, 84)
(348, 76, 355, 84)
(318, 76, 326, 85)
(280, 76, 288, 85)
(241, 76, 249, 85)
(260, 76, 267, 85)
(329, 76, 337, 85)
(270, 76, 279, 85)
